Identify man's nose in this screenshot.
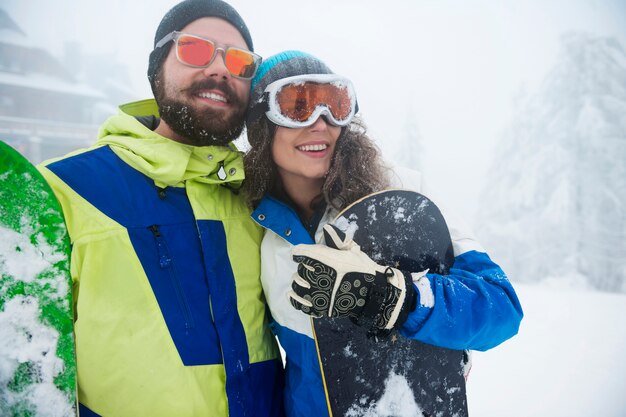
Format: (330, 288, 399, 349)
(202, 49, 231, 79)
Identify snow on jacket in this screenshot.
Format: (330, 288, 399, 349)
(252, 167, 523, 417)
(38, 99, 284, 417)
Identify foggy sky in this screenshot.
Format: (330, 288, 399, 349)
(4, 0, 626, 225)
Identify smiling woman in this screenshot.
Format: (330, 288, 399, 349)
(270, 117, 341, 218)
(243, 51, 386, 218)
(241, 50, 523, 417)
(242, 50, 394, 417)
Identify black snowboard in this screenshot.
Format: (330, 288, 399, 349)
(313, 190, 468, 417)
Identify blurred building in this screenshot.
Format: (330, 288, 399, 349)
(0, 8, 135, 163)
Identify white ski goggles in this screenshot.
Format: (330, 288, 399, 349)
(261, 74, 358, 128)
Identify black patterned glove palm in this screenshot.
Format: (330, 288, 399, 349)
(289, 224, 416, 333)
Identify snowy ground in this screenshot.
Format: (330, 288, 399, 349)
(467, 283, 626, 417)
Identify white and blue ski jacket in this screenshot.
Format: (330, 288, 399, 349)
(251, 168, 523, 417)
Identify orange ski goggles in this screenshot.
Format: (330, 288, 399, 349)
(155, 31, 262, 79)
(262, 74, 358, 128)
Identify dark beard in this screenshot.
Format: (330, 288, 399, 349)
(155, 74, 246, 147)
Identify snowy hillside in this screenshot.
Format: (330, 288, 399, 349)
(477, 33, 626, 292)
(467, 283, 626, 417)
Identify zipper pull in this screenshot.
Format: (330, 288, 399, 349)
(149, 225, 171, 268)
(216, 161, 227, 181)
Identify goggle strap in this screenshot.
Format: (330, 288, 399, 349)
(248, 92, 270, 125)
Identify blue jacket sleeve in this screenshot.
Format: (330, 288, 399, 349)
(400, 250, 523, 351)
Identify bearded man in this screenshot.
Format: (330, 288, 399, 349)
(38, 1, 284, 416)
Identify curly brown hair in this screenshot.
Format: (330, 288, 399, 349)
(243, 116, 390, 212)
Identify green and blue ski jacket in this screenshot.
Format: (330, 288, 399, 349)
(39, 99, 284, 417)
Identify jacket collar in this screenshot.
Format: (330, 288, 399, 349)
(95, 99, 245, 189)
(252, 196, 314, 245)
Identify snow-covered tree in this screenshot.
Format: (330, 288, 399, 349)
(477, 33, 626, 293)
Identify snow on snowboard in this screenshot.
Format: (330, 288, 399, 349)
(313, 189, 468, 417)
(0, 141, 76, 417)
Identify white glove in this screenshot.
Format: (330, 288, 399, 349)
(289, 224, 416, 333)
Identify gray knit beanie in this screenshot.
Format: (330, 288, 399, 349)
(247, 51, 334, 126)
(147, 0, 253, 95)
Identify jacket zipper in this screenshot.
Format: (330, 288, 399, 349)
(149, 224, 195, 330)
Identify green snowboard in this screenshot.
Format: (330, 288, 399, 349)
(0, 141, 77, 417)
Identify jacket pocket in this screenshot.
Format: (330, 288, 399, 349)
(149, 224, 195, 330)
